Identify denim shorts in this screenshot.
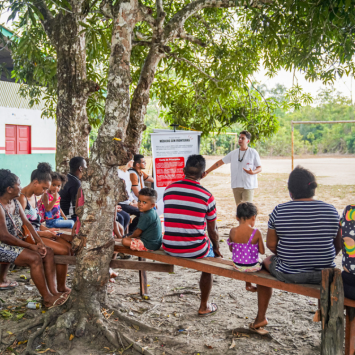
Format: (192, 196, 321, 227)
(205, 246, 215, 258)
(269, 255, 322, 284)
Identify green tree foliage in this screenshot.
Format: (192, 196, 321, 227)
(3, 0, 322, 140)
(3, 0, 355, 146)
(140, 85, 355, 157)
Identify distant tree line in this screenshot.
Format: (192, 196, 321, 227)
(139, 85, 355, 157)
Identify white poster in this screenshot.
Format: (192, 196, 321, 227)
(151, 130, 201, 215)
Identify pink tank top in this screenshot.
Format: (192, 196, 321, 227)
(227, 229, 259, 265)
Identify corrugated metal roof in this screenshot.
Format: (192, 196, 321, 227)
(0, 81, 44, 110)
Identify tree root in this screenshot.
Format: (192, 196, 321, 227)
(112, 309, 160, 332)
(25, 316, 50, 355)
(95, 317, 119, 348)
(119, 331, 155, 355)
(18, 315, 45, 333)
(75, 315, 88, 337)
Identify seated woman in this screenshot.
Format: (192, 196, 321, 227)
(17, 163, 71, 294)
(0, 169, 68, 307)
(340, 204, 355, 299)
(117, 159, 140, 233)
(250, 166, 341, 334)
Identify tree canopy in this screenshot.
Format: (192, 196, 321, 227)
(7, 0, 352, 141)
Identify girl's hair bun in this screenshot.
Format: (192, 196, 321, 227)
(309, 181, 317, 189)
(37, 162, 52, 173)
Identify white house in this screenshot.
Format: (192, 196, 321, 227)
(0, 25, 56, 185)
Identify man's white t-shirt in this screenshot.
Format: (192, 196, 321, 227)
(222, 148, 261, 189)
(118, 169, 134, 204)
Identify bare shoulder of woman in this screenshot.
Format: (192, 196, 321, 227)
(17, 193, 26, 209)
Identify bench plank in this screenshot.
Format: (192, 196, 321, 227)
(54, 255, 174, 273)
(114, 244, 355, 308)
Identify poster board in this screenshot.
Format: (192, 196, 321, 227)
(151, 130, 201, 214)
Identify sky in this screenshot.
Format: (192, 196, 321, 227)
(1, 10, 354, 103)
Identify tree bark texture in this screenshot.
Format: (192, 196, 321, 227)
(320, 268, 344, 355)
(36, 0, 98, 173)
(69, 0, 141, 320)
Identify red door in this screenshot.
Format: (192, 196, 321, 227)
(5, 125, 17, 154)
(5, 125, 31, 154)
(17, 126, 31, 154)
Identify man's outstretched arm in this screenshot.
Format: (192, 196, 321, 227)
(202, 159, 225, 178)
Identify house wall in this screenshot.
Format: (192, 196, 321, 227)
(0, 106, 56, 186)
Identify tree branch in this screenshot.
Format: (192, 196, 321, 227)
(163, 0, 236, 42)
(34, 0, 55, 38)
(177, 31, 207, 47)
(100, 0, 114, 19)
(168, 53, 220, 84)
(132, 40, 152, 47)
(156, 0, 166, 29)
(138, 2, 155, 28)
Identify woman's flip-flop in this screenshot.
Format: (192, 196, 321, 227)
(48, 294, 70, 310)
(0, 281, 18, 290)
(198, 303, 218, 317)
(249, 323, 269, 335)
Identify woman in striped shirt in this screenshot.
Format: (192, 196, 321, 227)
(251, 166, 342, 334)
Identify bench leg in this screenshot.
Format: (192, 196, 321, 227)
(138, 257, 148, 297)
(345, 307, 355, 355)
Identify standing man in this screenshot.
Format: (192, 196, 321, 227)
(59, 156, 87, 221)
(163, 155, 222, 316)
(129, 154, 154, 201)
(203, 130, 262, 205)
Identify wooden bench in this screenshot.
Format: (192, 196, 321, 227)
(114, 243, 355, 355)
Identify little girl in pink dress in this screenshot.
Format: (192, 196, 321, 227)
(227, 202, 265, 292)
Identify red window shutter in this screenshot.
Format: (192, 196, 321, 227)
(17, 126, 31, 154)
(5, 125, 17, 154)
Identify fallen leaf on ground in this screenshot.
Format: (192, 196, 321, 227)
(16, 313, 25, 320)
(69, 334, 74, 341)
(229, 339, 236, 349)
(18, 340, 28, 345)
(205, 344, 213, 349)
(36, 348, 56, 353)
(132, 325, 139, 331)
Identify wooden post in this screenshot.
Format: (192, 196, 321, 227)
(291, 121, 294, 170)
(138, 256, 148, 297)
(345, 306, 355, 355)
(320, 268, 344, 355)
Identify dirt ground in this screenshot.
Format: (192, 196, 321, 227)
(0, 156, 354, 355)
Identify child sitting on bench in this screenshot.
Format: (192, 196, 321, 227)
(227, 202, 265, 292)
(39, 172, 74, 229)
(122, 188, 162, 251)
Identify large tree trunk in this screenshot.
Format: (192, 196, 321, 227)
(52, 5, 98, 173)
(57, 1, 140, 344)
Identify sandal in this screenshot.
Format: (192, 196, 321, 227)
(0, 280, 18, 290)
(48, 294, 70, 310)
(198, 303, 218, 317)
(249, 322, 269, 335)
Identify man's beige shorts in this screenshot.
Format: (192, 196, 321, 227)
(232, 188, 254, 205)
